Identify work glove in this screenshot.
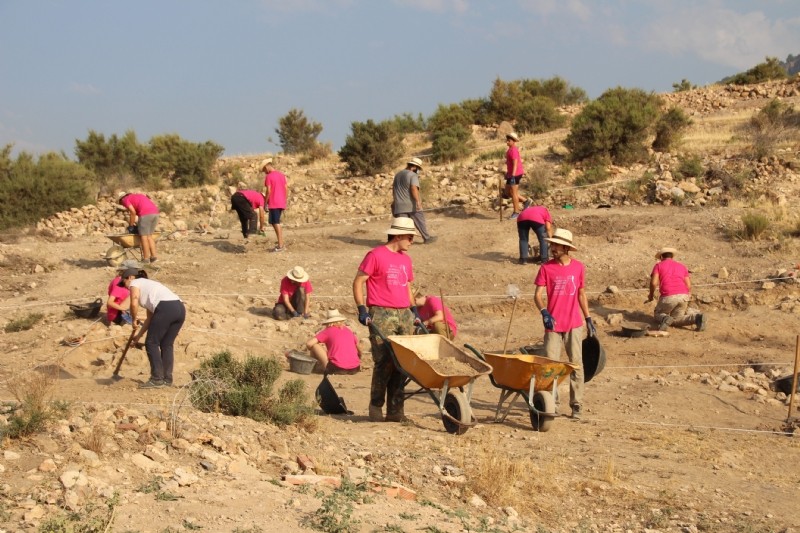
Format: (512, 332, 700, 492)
(585, 317, 597, 338)
(292, 311, 301, 318)
(126, 225, 139, 234)
(540, 309, 556, 331)
(357, 305, 371, 326)
(410, 306, 423, 325)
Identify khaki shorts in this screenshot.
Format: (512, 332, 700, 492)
(138, 214, 159, 235)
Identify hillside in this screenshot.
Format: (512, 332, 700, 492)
(1, 78, 800, 533)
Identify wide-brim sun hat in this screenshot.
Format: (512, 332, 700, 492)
(655, 247, 678, 259)
(506, 132, 519, 142)
(407, 157, 424, 170)
(287, 266, 309, 283)
(545, 228, 577, 251)
(260, 158, 273, 170)
(322, 309, 347, 325)
(386, 216, 420, 236)
(117, 191, 130, 202)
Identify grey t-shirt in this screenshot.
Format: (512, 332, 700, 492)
(392, 169, 419, 214)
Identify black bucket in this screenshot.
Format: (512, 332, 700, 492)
(582, 336, 606, 383)
(316, 376, 353, 415)
(773, 374, 800, 395)
(68, 298, 103, 319)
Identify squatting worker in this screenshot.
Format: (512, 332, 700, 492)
(517, 204, 554, 265)
(118, 192, 160, 263)
(533, 228, 595, 420)
(230, 188, 266, 241)
(273, 266, 313, 320)
(261, 158, 288, 252)
(646, 247, 707, 332)
(305, 309, 363, 375)
(353, 217, 423, 422)
(414, 293, 458, 340)
(106, 259, 144, 326)
(391, 157, 436, 244)
(504, 132, 531, 220)
(122, 268, 186, 389)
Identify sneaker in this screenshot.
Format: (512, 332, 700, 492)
(149, 257, 158, 264)
(658, 316, 673, 332)
(368, 404, 384, 422)
(523, 199, 532, 209)
(571, 405, 582, 420)
(272, 246, 286, 253)
(508, 212, 519, 220)
(138, 379, 164, 389)
(695, 314, 707, 332)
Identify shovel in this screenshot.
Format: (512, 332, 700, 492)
(111, 327, 138, 380)
(503, 284, 521, 354)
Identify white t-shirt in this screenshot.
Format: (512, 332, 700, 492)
(130, 278, 181, 313)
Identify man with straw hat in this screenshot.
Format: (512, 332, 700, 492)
(647, 247, 707, 332)
(273, 266, 313, 320)
(353, 216, 422, 422)
(391, 157, 437, 244)
(533, 228, 595, 420)
(305, 309, 363, 374)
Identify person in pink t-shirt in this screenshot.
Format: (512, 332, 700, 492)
(533, 228, 594, 420)
(646, 247, 707, 332)
(273, 266, 313, 320)
(504, 132, 531, 220)
(261, 158, 288, 252)
(119, 192, 160, 263)
(353, 217, 420, 422)
(305, 309, 363, 375)
(414, 294, 457, 340)
(230, 189, 266, 240)
(517, 205, 554, 264)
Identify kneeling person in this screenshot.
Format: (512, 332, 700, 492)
(306, 309, 362, 375)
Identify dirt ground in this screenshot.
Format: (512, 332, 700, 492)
(2, 200, 800, 532)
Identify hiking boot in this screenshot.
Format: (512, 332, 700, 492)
(695, 313, 707, 332)
(368, 404, 383, 422)
(571, 404, 582, 420)
(385, 411, 406, 423)
(508, 212, 519, 220)
(138, 379, 164, 389)
(658, 316, 673, 332)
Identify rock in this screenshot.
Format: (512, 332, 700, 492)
(606, 313, 624, 326)
(131, 453, 161, 472)
(38, 458, 57, 472)
(60, 470, 88, 489)
(174, 467, 199, 486)
(469, 494, 487, 508)
(718, 267, 729, 279)
(3, 450, 20, 460)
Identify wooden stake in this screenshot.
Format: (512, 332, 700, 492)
(439, 289, 452, 340)
(788, 335, 800, 421)
(498, 176, 504, 222)
(503, 297, 518, 355)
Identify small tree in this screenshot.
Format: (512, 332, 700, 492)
(743, 99, 800, 159)
(516, 96, 567, 134)
(428, 104, 474, 164)
(338, 120, 404, 175)
(652, 106, 692, 152)
(275, 108, 324, 154)
(725, 56, 787, 85)
(672, 79, 696, 92)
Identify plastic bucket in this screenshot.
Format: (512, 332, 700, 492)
(287, 352, 316, 375)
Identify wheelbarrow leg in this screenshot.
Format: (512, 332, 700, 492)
(495, 389, 520, 423)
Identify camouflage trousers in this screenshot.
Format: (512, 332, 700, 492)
(368, 306, 414, 416)
(655, 294, 699, 327)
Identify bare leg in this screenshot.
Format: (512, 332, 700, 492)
(510, 184, 521, 213)
(309, 344, 329, 367)
(272, 223, 283, 248)
(141, 235, 156, 260)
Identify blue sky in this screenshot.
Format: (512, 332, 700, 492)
(1, 0, 799, 158)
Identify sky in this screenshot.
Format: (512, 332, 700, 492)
(1, 0, 799, 159)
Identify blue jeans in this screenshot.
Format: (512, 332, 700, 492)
(517, 220, 548, 261)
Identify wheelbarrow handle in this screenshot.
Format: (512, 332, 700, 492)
(463, 343, 486, 362)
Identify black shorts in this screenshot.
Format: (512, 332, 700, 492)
(268, 208, 283, 224)
(505, 175, 523, 185)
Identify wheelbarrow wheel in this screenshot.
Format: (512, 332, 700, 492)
(442, 390, 471, 435)
(529, 390, 555, 432)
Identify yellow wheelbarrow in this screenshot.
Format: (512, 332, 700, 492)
(465, 345, 577, 432)
(105, 232, 162, 266)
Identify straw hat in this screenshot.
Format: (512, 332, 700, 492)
(321, 309, 347, 325)
(287, 266, 309, 283)
(386, 217, 420, 236)
(117, 191, 130, 202)
(545, 228, 577, 251)
(407, 157, 424, 170)
(506, 132, 519, 142)
(655, 247, 678, 259)
(260, 158, 273, 170)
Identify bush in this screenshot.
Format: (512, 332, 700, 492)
(4, 312, 44, 333)
(564, 87, 662, 165)
(743, 99, 800, 159)
(298, 141, 333, 165)
(1, 371, 58, 439)
(740, 212, 770, 240)
(574, 165, 609, 187)
(338, 120, 404, 175)
(653, 107, 692, 152)
(190, 350, 316, 428)
(516, 96, 567, 134)
(520, 76, 588, 105)
(476, 147, 507, 163)
(431, 124, 473, 164)
(384, 112, 427, 134)
(484, 77, 586, 126)
(0, 147, 95, 231)
(672, 79, 696, 92)
(276, 108, 324, 155)
(724, 56, 787, 85)
(676, 155, 704, 179)
(526, 164, 551, 199)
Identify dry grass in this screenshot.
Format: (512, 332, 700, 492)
(80, 424, 109, 455)
(3, 369, 58, 438)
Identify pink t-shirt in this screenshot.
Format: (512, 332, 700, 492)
(517, 206, 551, 224)
(277, 277, 313, 304)
(534, 258, 585, 332)
(506, 146, 524, 177)
(240, 189, 265, 209)
(106, 276, 129, 322)
(316, 325, 360, 370)
(418, 296, 458, 337)
(121, 194, 159, 216)
(264, 171, 287, 209)
(651, 259, 690, 296)
(358, 245, 414, 308)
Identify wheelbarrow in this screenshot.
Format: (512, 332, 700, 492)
(372, 325, 492, 435)
(105, 232, 162, 266)
(465, 345, 577, 432)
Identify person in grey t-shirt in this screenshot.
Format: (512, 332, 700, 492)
(391, 157, 436, 244)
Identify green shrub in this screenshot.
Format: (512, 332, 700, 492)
(276, 108, 324, 155)
(428, 103, 473, 133)
(653, 107, 692, 152)
(526, 164, 551, 199)
(431, 124, 473, 164)
(4, 312, 44, 333)
(743, 99, 800, 159)
(624, 171, 653, 203)
(338, 120, 404, 175)
(476, 147, 506, 162)
(74, 129, 141, 182)
(672, 79, 696, 92)
(483, 77, 586, 127)
(740, 212, 770, 240)
(724, 56, 787, 85)
(564, 87, 662, 165)
(516, 96, 567, 134)
(298, 141, 333, 165)
(385, 112, 427, 134)
(0, 147, 95, 231)
(574, 165, 609, 187)
(520, 76, 588, 105)
(1, 371, 57, 439)
(676, 154, 704, 179)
